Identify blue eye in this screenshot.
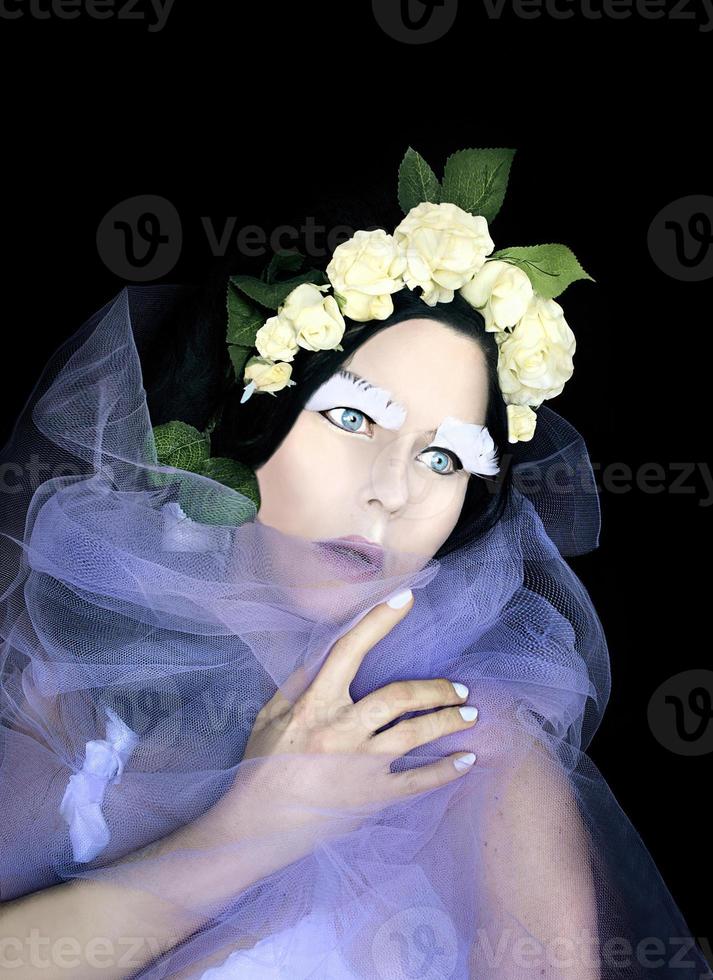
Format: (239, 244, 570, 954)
(321, 408, 462, 476)
(420, 448, 458, 476)
(323, 407, 371, 434)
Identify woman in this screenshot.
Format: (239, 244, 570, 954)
(0, 159, 709, 978)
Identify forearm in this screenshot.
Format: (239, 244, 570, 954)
(0, 786, 318, 979)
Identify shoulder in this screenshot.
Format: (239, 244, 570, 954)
(477, 734, 599, 956)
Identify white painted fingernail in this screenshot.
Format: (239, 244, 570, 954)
(386, 589, 412, 609)
(459, 706, 478, 722)
(453, 752, 477, 772)
(452, 682, 469, 699)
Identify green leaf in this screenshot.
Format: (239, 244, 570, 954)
(229, 269, 329, 311)
(152, 420, 211, 474)
(143, 430, 174, 489)
(264, 250, 305, 284)
(226, 280, 264, 346)
(181, 456, 260, 526)
(178, 487, 256, 527)
(490, 244, 596, 300)
(397, 146, 442, 214)
(200, 457, 260, 504)
(441, 148, 516, 223)
(227, 344, 252, 385)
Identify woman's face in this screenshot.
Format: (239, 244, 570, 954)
(254, 318, 490, 570)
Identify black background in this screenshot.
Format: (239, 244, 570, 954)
(0, 0, 710, 943)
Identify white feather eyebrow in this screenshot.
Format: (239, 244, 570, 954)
(303, 369, 408, 430)
(432, 417, 501, 477)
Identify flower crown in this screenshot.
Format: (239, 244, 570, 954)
(225, 146, 595, 445)
(149, 147, 595, 520)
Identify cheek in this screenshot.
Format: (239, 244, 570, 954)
(388, 479, 467, 561)
(281, 414, 358, 483)
(403, 467, 469, 520)
(285, 434, 355, 501)
(256, 415, 359, 524)
(405, 478, 468, 547)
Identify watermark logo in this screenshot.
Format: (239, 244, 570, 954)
(648, 669, 713, 756)
(96, 194, 182, 281)
(371, 905, 458, 978)
(371, 0, 458, 43)
(648, 195, 713, 282)
(104, 673, 184, 745)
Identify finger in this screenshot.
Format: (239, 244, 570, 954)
(255, 665, 310, 726)
(370, 704, 479, 758)
(309, 591, 415, 702)
(355, 677, 469, 733)
(388, 751, 478, 799)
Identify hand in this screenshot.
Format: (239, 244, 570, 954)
(231, 590, 479, 835)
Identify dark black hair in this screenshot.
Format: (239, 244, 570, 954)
(144, 256, 515, 561)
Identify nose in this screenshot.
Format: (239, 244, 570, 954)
(363, 436, 417, 516)
(361, 432, 466, 523)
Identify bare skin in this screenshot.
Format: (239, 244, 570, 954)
(0, 593, 479, 978)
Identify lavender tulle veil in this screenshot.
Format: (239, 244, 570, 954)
(0, 285, 709, 979)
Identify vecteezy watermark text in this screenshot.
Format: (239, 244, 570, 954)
(0, 0, 175, 32)
(481, 0, 713, 32)
(373, 0, 713, 40)
(95, 194, 364, 280)
(4, 456, 713, 507)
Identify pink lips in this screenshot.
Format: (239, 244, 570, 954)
(336, 534, 383, 548)
(334, 536, 385, 560)
(316, 535, 385, 576)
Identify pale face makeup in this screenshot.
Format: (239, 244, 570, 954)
(302, 374, 499, 478)
(254, 318, 491, 572)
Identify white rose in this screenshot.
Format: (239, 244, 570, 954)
(326, 229, 407, 322)
(497, 295, 576, 407)
(393, 201, 494, 306)
(506, 404, 537, 444)
(254, 314, 300, 362)
(279, 282, 346, 352)
(459, 259, 534, 332)
(242, 356, 295, 399)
